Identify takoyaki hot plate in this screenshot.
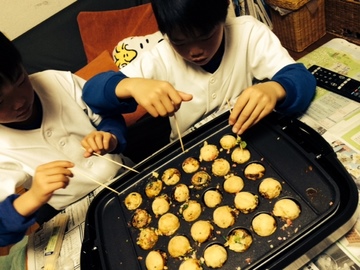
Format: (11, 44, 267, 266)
(81, 112, 358, 270)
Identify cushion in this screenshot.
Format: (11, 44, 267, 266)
(75, 50, 118, 80)
(77, 3, 158, 63)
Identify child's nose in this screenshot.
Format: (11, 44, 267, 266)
(13, 99, 26, 110)
(189, 46, 204, 57)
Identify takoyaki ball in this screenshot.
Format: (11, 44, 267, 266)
(223, 175, 244, 194)
(211, 158, 231, 177)
(252, 213, 277, 237)
(203, 189, 222, 208)
(199, 141, 219, 162)
(273, 198, 301, 220)
(231, 147, 251, 164)
(179, 258, 203, 270)
(152, 194, 170, 217)
(225, 228, 253, 252)
(158, 213, 180, 236)
(234, 191, 259, 214)
(145, 250, 167, 270)
(191, 171, 211, 189)
(145, 179, 163, 198)
(213, 205, 236, 229)
(220, 134, 237, 150)
(162, 168, 181, 186)
(180, 200, 202, 222)
(182, 157, 200, 173)
(190, 220, 214, 243)
(203, 244, 227, 268)
(124, 192, 143, 210)
(137, 227, 159, 250)
(244, 163, 265, 180)
(173, 183, 190, 203)
(259, 177, 282, 199)
(131, 209, 152, 229)
(168, 235, 192, 258)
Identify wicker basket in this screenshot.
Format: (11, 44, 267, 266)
(266, 0, 326, 52)
(326, 0, 360, 45)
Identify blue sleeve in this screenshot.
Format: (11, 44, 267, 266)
(97, 115, 128, 153)
(0, 194, 36, 247)
(82, 71, 137, 116)
(271, 63, 316, 115)
(83, 71, 139, 153)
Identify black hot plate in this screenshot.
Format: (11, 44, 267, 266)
(81, 112, 358, 269)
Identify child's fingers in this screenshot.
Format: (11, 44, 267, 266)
(177, 91, 193, 102)
(160, 96, 178, 115)
(101, 134, 114, 151)
(93, 135, 111, 153)
(37, 160, 74, 170)
(231, 101, 257, 134)
(37, 167, 74, 180)
(145, 100, 168, 117)
(44, 175, 71, 187)
(83, 135, 103, 154)
(31, 168, 73, 202)
(81, 132, 117, 157)
(94, 134, 106, 151)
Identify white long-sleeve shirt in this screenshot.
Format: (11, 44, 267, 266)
(0, 70, 124, 210)
(119, 16, 296, 140)
(83, 16, 315, 143)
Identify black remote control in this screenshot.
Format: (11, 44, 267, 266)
(308, 65, 360, 103)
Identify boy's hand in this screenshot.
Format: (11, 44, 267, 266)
(229, 82, 286, 135)
(117, 78, 193, 117)
(31, 160, 74, 202)
(81, 131, 118, 157)
(13, 161, 74, 217)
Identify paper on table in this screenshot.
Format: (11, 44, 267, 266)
(27, 188, 101, 270)
(298, 38, 360, 269)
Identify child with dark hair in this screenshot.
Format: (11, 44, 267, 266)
(82, 0, 316, 141)
(0, 32, 134, 247)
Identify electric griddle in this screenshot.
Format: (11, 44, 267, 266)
(81, 111, 358, 270)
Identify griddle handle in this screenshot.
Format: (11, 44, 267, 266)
(276, 115, 334, 157)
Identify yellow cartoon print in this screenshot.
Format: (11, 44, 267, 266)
(113, 43, 137, 68)
(112, 31, 164, 69)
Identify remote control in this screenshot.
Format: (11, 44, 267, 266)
(308, 65, 360, 103)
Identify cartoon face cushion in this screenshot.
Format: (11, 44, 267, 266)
(113, 31, 164, 69)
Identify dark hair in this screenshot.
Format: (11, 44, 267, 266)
(151, 0, 229, 39)
(0, 32, 23, 86)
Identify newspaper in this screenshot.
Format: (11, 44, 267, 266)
(297, 38, 360, 270)
(27, 188, 101, 270)
(298, 38, 360, 185)
(26, 38, 360, 269)
(298, 94, 360, 270)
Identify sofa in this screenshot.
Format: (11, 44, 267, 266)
(13, 0, 150, 73)
(12, 0, 171, 164)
